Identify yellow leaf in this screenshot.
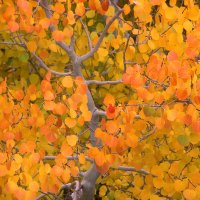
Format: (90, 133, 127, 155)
(67, 135, 78, 147)
(151, 28, 159, 40)
(153, 178, 164, 189)
(86, 10, 95, 18)
(138, 44, 149, 53)
(164, 7, 176, 20)
(166, 109, 177, 121)
(183, 20, 193, 32)
(99, 185, 107, 197)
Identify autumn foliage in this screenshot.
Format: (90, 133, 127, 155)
(0, 0, 200, 200)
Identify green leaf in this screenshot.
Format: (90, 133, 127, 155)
(30, 74, 39, 84)
(86, 10, 95, 18)
(6, 57, 13, 66)
(19, 53, 29, 62)
(108, 191, 114, 200)
(61, 114, 67, 121)
(177, 135, 189, 146)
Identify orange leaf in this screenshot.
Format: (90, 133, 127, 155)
(44, 101, 55, 111)
(53, 103, 67, 115)
(8, 21, 19, 32)
(53, 3, 65, 14)
(45, 71, 51, 82)
(62, 76, 73, 88)
(19, 140, 36, 154)
(79, 153, 86, 164)
(39, 18, 50, 29)
(29, 181, 39, 192)
(126, 133, 138, 148)
(27, 41, 37, 53)
(71, 166, 79, 176)
(103, 94, 115, 106)
(183, 189, 196, 200)
(62, 169, 70, 182)
(106, 121, 118, 134)
(89, 0, 95, 10)
(17, 0, 29, 9)
(0, 165, 8, 177)
(155, 117, 165, 129)
(61, 143, 73, 157)
(124, 4, 131, 15)
(65, 117, 76, 128)
(41, 80, 52, 92)
(75, 3, 85, 16)
(96, 161, 110, 174)
(51, 165, 63, 177)
(82, 110, 92, 121)
(14, 89, 24, 101)
(52, 30, 65, 42)
(167, 51, 178, 61)
(192, 120, 200, 133)
(43, 90, 55, 101)
(176, 88, 188, 100)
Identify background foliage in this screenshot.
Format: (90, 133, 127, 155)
(0, 0, 200, 199)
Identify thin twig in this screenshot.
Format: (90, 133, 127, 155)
(116, 166, 153, 176)
(123, 35, 131, 72)
(80, 18, 92, 51)
(139, 127, 157, 142)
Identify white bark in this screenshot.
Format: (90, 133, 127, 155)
(38, 1, 124, 199)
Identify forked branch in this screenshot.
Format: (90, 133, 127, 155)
(79, 9, 123, 62)
(32, 53, 72, 76)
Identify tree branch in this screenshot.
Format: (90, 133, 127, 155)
(43, 155, 93, 162)
(0, 41, 24, 46)
(86, 79, 122, 85)
(32, 53, 72, 76)
(139, 127, 157, 142)
(36, 182, 75, 200)
(79, 9, 123, 62)
(116, 166, 152, 176)
(123, 35, 131, 72)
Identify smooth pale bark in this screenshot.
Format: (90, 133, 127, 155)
(38, 1, 123, 199)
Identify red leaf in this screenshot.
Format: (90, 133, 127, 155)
(101, 0, 109, 11)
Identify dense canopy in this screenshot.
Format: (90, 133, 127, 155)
(0, 0, 200, 199)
